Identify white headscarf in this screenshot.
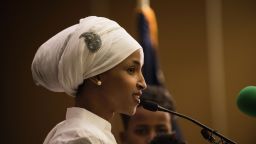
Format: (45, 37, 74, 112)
(32, 16, 143, 96)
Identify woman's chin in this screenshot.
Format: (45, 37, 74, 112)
(119, 104, 138, 115)
(127, 107, 137, 116)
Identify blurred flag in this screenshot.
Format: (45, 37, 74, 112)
(136, 0, 164, 86)
(136, 0, 185, 142)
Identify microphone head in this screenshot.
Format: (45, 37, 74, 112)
(140, 100, 159, 111)
(237, 86, 256, 117)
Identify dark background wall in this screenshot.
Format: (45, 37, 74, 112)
(3, 0, 256, 144)
(4, 1, 90, 143)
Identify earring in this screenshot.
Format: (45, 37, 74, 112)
(96, 80, 102, 86)
(90, 77, 102, 86)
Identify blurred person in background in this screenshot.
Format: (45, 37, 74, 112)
(120, 85, 185, 144)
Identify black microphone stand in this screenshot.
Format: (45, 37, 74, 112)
(141, 100, 236, 144)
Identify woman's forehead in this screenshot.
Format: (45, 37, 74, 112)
(122, 50, 142, 65)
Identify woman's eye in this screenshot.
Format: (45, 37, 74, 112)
(127, 67, 135, 74)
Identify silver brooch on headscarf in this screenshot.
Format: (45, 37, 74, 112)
(79, 32, 102, 53)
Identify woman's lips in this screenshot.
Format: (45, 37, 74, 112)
(133, 92, 142, 104)
(134, 95, 140, 104)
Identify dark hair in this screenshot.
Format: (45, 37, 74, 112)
(121, 85, 175, 130)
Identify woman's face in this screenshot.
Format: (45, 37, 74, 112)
(99, 49, 147, 115)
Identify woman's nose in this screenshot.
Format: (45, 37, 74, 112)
(137, 73, 147, 90)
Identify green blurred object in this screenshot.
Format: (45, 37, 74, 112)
(237, 86, 256, 117)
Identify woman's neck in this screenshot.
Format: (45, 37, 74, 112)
(75, 93, 115, 122)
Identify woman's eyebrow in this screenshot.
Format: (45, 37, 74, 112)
(132, 60, 141, 66)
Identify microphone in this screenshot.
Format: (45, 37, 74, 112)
(236, 86, 256, 117)
(140, 100, 236, 144)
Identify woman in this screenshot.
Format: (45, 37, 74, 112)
(32, 16, 147, 144)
